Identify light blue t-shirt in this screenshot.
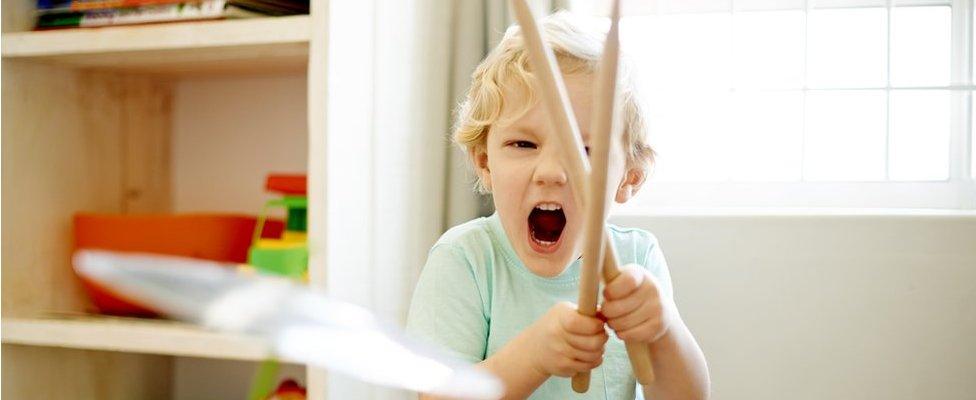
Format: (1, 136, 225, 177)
(406, 213, 674, 400)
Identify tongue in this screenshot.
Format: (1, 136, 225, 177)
(530, 209, 565, 242)
(534, 212, 563, 231)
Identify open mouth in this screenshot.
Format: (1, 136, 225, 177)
(527, 202, 566, 253)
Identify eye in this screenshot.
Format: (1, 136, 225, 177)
(507, 140, 537, 149)
(584, 146, 591, 156)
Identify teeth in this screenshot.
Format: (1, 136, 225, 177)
(532, 235, 557, 247)
(535, 202, 562, 211)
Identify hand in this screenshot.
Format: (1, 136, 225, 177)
(522, 301, 609, 378)
(600, 264, 672, 344)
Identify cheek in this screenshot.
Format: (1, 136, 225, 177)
(487, 157, 532, 210)
(487, 155, 532, 189)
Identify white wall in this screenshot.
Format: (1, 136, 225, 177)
(611, 213, 976, 400)
(171, 73, 307, 214)
(170, 74, 308, 399)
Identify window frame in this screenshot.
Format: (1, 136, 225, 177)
(570, 0, 976, 210)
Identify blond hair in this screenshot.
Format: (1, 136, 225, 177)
(453, 11, 654, 192)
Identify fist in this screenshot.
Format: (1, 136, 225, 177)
(527, 301, 609, 377)
(600, 264, 671, 343)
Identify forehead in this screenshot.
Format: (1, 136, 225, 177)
(497, 73, 594, 137)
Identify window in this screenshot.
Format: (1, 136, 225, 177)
(571, 0, 976, 209)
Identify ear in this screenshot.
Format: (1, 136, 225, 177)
(469, 146, 492, 192)
(615, 166, 645, 203)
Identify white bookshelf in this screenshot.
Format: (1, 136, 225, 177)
(1, 5, 333, 399)
(1, 316, 279, 362)
(1, 16, 310, 75)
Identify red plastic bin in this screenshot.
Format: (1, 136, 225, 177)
(73, 213, 284, 316)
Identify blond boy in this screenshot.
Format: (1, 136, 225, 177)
(407, 12, 709, 399)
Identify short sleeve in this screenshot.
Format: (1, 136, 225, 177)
(405, 244, 489, 363)
(641, 234, 675, 302)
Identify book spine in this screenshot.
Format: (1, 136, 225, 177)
(37, 0, 185, 11)
(79, 0, 226, 27)
(70, 0, 193, 11)
(36, 0, 229, 28)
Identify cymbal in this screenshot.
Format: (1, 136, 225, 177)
(74, 249, 503, 400)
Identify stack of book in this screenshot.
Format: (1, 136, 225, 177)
(34, 0, 309, 29)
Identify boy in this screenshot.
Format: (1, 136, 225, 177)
(407, 12, 709, 399)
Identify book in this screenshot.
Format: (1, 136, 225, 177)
(36, 0, 307, 15)
(35, 0, 265, 29)
(37, 0, 189, 12)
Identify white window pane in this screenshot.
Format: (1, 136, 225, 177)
(807, 8, 887, 88)
(655, 0, 730, 13)
(645, 91, 731, 182)
(584, 0, 728, 16)
(623, 13, 731, 89)
(812, 0, 885, 7)
(733, 11, 804, 89)
(890, 7, 951, 87)
(804, 91, 887, 181)
(888, 91, 950, 180)
(892, 0, 951, 6)
(735, 0, 804, 11)
(730, 91, 804, 181)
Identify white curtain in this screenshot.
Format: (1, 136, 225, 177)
(321, 1, 569, 398)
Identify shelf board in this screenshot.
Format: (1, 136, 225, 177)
(1, 315, 284, 362)
(1, 16, 310, 75)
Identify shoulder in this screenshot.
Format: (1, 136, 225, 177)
(416, 216, 497, 315)
(430, 216, 495, 260)
(423, 215, 502, 284)
(607, 223, 674, 299)
(607, 223, 660, 264)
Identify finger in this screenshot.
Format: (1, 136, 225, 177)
(565, 330, 609, 352)
(600, 291, 643, 320)
(603, 264, 646, 301)
(555, 359, 600, 377)
(615, 317, 661, 342)
(561, 312, 606, 335)
(566, 344, 604, 364)
(607, 299, 656, 333)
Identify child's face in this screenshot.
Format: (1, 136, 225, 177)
(472, 74, 642, 277)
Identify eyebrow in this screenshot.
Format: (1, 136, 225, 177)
(505, 125, 539, 139)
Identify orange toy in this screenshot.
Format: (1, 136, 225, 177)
(73, 213, 284, 316)
(265, 379, 306, 400)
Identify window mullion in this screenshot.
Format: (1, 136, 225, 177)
(949, 0, 972, 198)
(801, 0, 811, 182)
(885, 0, 893, 180)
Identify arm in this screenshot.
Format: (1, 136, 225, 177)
(421, 302, 608, 400)
(477, 330, 550, 399)
(601, 265, 710, 400)
(418, 333, 547, 400)
(641, 307, 710, 399)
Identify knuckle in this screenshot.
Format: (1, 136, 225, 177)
(650, 319, 663, 334)
(556, 361, 573, 376)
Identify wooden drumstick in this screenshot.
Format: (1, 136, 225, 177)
(577, 0, 655, 389)
(509, 0, 590, 209)
(509, 0, 655, 393)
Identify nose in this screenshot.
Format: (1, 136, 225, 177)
(533, 146, 568, 187)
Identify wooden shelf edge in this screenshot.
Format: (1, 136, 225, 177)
(1, 316, 285, 362)
(1, 15, 311, 58)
